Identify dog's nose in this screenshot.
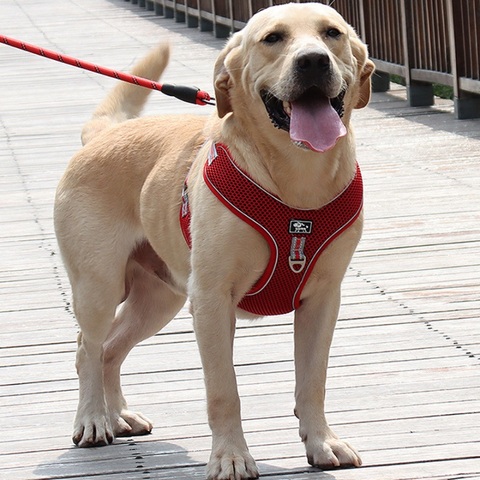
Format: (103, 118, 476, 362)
(295, 51, 330, 81)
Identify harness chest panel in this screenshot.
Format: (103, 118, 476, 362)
(180, 143, 363, 316)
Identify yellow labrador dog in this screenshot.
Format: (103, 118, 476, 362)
(54, 3, 374, 479)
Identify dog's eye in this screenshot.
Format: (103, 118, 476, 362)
(263, 32, 283, 44)
(326, 28, 342, 39)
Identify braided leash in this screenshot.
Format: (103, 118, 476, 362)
(0, 34, 215, 106)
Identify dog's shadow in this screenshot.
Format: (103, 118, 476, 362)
(34, 437, 339, 479)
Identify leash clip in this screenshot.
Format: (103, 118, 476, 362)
(161, 83, 215, 106)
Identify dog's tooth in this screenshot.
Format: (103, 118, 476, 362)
(283, 101, 292, 116)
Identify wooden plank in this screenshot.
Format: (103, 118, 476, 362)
(0, 0, 479, 479)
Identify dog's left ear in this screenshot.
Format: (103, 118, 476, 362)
(355, 59, 375, 109)
(214, 33, 242, 118)
(349, 34, 375, 109)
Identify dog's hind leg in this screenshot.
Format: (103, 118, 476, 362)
(55, 189, 140, 446)
(69, 260, 128, 447)
(103, 256, 187, 437)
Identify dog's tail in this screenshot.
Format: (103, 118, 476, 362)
(81, 43, 170, 145)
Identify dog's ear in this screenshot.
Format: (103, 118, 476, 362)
(214, 34, 242, 118)
(349, 33, 375, 109)
(355, 59, 375, 109)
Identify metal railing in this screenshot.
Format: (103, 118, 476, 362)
(137, 0, 480, 119)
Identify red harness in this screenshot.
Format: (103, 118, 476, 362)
(180, 143, 363, 316)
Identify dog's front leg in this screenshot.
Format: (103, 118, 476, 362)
(191, 292, 259, 480)
(294, 288, 362, 470)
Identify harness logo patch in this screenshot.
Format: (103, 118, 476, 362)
(289, 220, 313, 234)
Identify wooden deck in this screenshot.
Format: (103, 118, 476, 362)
(1, 1, 479, 479)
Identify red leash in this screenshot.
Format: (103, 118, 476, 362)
(0, 34, 214, 106)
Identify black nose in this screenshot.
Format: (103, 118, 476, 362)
(295, 51, 331, 81)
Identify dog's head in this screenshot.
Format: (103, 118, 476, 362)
(214, 3, 374, 153)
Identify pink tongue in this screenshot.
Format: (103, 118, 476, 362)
(290, 96, 346, 153)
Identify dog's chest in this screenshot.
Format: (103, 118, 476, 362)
(180, 143, 363, 316)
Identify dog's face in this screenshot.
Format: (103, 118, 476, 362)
(214, 3, 374, 153)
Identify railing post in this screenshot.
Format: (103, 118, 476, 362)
(164, 0, 174, 18)
(358, 0, 367, 43)
(212, 0, 230, 38)
(186, 0, 199, 28)
(174, 1, 186, 23)
(228, 0, 235, 34)
(154, 0, 164, 16)
(400, 0, 434, 107)
(199, 0, 213, 32)
(361, 0, 391, 92)
(447, 0, 480, 119)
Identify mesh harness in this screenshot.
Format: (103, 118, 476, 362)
(180, 143, 363, 316)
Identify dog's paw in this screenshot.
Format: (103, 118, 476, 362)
(206, 447, 259, 480)
(72, 415, 114, 447)
(113, 409, 153, 437)
(305, 436, 362, 469)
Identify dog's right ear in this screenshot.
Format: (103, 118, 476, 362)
(214, 34, 242, 118)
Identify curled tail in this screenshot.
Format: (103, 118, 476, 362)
(81, 43, 170, 145)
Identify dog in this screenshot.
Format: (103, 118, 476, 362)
(54, 3, 374, 479)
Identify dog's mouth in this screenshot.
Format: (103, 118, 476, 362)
(260, 87, 346, 153)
